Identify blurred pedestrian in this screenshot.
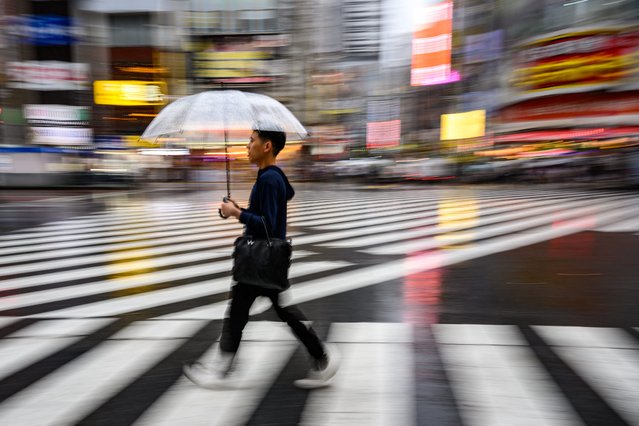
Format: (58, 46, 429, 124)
(183, 129, 339, 389)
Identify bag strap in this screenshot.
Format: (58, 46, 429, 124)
(259, 216, 272, 245)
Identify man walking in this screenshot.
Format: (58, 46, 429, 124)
(184, 129, 339, 389)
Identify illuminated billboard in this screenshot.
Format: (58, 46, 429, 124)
(440, 110, 485, 140)
(7, 61, 89, 90)
(192, 40, 275, 84)
(367, 120, 401, 149)
(511, 29, 639, 94)
(411, 1, 459, 86)
(31, 127, 92, 145)
(5, 15, 76, 45)
(94, 81, 166, 106)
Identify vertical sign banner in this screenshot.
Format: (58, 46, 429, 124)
(411, 1, 459, 86)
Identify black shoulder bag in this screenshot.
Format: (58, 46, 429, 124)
(231, 217, 292, 291)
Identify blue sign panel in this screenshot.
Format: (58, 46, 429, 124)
(6, 15, 75, 45)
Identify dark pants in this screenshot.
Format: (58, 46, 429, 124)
(219, 283, 325, 360)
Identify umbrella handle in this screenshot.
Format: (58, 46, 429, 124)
(219, 196, 233, 219)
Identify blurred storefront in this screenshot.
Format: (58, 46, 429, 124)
(0, 0, 96, 186)
(491, 0, 639, 162)
(1, 0, 89, 147)
(74, 1, 187, 144)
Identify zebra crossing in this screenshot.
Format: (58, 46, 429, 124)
(0, 187, 638, 424)
(0, 188, 637, 321)
(0, 319, 635, 425)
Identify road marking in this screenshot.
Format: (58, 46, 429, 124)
(0, 239, 233, 276)
(0, 319, 115, 382)
(0, 213, 225, 248)
(135, 322, 298, 426)
(535, 326, 639, 425)
(0, 320, 203, 426)
(300, 322, 415, 426)
(309, 191, 603, 230)
(320, 193, 597, 247)
(0, 210, 218, 245)
(27, 260, 348, 319)
(364, 196, 637, 255)
(596, 216, 639, 233)
(433, 324, 582, 426)
(0, 223, 244, 257)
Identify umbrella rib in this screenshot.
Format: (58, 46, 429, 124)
(176, 92, 202, 135)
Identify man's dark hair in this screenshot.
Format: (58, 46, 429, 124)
(255, 130, 286, 157)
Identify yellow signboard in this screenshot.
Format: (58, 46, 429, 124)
(440, 110, 486, 140)
(194, 51, 271, 60)
(193, 50, 271, 79)
(94, 80, 167, 106)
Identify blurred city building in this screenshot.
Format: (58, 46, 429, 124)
(482, 0, 639, 183)
(1, 0, 639, 186)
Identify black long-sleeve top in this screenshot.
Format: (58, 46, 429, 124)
(239, 165, 295, 240)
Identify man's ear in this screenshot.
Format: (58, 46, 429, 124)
(264, 140, 273, 153)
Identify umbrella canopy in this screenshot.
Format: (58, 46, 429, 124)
(141, 90, 307, 142)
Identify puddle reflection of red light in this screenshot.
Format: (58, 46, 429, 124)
(548, 231, 595, 258)
(552, 214, 597, 231)
(403, 258, 442, 325)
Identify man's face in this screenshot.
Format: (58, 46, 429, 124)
(247, 131, 270, 164)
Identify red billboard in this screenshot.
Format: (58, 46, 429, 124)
(411, 1, 459, 86)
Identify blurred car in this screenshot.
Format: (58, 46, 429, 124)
(378, 158, 457, 182)
(517, 157, 589, 182)
(461, 159, 523, 182)
(89, 156, 141, 186)
(332, 157, 393, 179)
(386, 158, 456, 182)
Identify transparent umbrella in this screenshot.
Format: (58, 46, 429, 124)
(141, 90, 307, 205)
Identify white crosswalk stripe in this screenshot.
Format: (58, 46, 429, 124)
(0, 250, 316, 314)
(433, 324, 583, 426)
(534, 326, 639, 426)
(0, 210, 219, 246)
(0, 319, 114, 382)
(300, 323, 416, 426)
(135, 322, 299, 426)
(0, 320, 204, 426)
(27, 260, 349, 319)
(363, 195, 637, 255)
(314, 193, 617, 247)
(0, 320, 635, 425)
(0, 222, 244, 257)
(596, 216, 639, 233)
(305, 190, 613, 230)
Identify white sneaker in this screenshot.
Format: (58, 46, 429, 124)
(294, 344, 340, 389)
(183, 361, 230, 389)
(183, 349, 235, 389)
